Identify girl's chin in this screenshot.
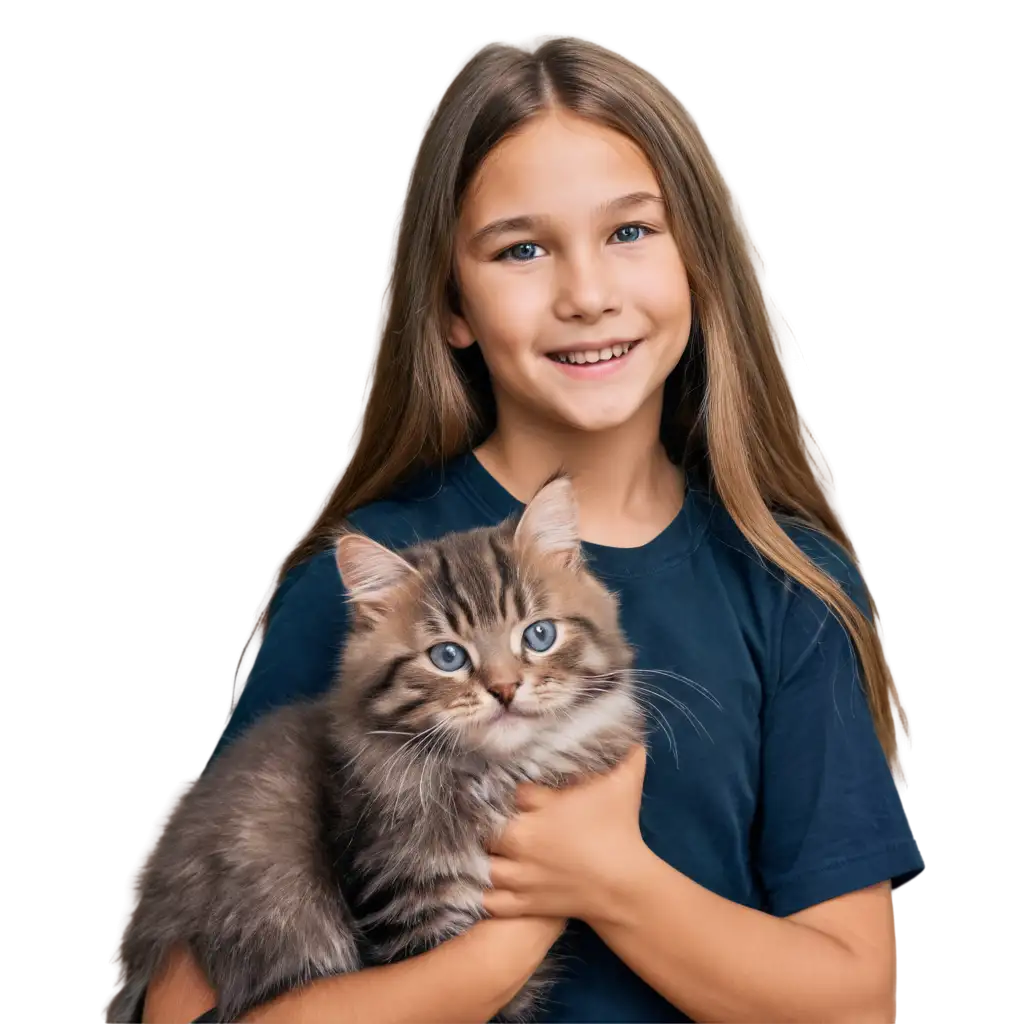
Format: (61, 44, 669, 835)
(501, 377, 659, 434)
(549, 402, 648, 434)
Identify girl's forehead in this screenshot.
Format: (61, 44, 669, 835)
(461, 112, 657, 224)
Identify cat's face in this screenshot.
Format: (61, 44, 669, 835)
(334, 475, 633, 757)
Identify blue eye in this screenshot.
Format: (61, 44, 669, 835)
(606, 225, 647, 244)
(429, 642, 469, 672)
(497, 240, 544, 262)
(523, 619, 557, 653)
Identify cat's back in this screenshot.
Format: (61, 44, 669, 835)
(185, 701, 333, 879)
(117, 702, 362, 1019)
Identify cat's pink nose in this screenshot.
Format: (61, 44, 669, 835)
(487, 682, 521, 708)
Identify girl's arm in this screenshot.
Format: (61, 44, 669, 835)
(590, 548, 909, 1023)
(488, 756, 900, 1024)
(488, 608, 922, 1024)
(589, 845, 896, 1024)
(143, 916, 566, 1024)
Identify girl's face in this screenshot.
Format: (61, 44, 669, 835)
(449, 107, 692, 437)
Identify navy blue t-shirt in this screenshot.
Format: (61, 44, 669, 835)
(206, 450, 924, 1022)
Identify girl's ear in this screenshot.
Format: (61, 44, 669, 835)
(446, 310, 476, 350)
(446, 269, 476, 349)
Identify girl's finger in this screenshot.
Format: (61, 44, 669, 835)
(481, 887, 532, 918)
(487, 853, 525, 890)
(515, 782, 551, 811)
(624, 743, 648, 777)
(486, 826, 518, 857)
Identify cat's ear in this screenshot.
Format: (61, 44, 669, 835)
(335, 532, 418, 614)
(514, 473, 581, 569)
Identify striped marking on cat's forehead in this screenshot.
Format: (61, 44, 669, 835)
(416, 529, 533, 631)
(488, 533, 528, 620)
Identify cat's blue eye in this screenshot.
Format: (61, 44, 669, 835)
(523, 619, 557, 653)
(429, 642, 469, 672)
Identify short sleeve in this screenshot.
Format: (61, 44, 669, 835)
(202, 550, 349, 772)
(756, 535, 924, 917)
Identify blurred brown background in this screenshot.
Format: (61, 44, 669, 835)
(0, 8, 1019, 1024)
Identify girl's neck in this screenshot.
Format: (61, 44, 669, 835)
(474, 396, 685, 548)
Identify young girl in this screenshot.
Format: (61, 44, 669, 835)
(143, 35, 923, 1024)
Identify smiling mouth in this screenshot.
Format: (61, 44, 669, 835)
(546, 340, 641, 365)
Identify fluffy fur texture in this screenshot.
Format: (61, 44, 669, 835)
(107, 475, 645, 1022)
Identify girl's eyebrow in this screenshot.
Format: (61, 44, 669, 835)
(467, 190, 664, 249)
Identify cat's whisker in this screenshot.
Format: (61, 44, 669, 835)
(630, 695, 678, 755)
(415, 730, 440, 816)
(391, 758, 418, 829)
(376, 735, 421, 784)
(419, 722, 457, 819)
(631, 668, 723, 710)
(340, 740, 371, 772)
(376, 720, 448, 794)
(626, 682, 698, 717)
(383, 722, 450, 826)
(571, 678, 708, 754)
(630, 688, 712, 745)
(621, 694, 680, 767)
(564, 683, 679, 761)
(680, 702, 714, 743)
(577, 671, 715, 744)
(435, 726, 461, 821)
(583, 668, 723, 710)
(374, 729, 442, 806)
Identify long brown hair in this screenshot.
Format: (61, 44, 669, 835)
(233, 36, 909, 775)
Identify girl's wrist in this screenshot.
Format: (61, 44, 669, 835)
(581, 835, 657, 930)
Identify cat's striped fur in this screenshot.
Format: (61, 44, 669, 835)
(107, 475, 645, 1022)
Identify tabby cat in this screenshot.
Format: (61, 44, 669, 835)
(107, 474, 646, 1022)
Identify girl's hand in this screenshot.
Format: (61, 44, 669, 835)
(483, 744, 649, 925)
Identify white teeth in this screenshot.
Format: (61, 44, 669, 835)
(552, 341, 637, 365)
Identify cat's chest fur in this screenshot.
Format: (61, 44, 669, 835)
(341, 758, 522, 880)
(323, 689, 642, 964)
(326, 757, 525, 963)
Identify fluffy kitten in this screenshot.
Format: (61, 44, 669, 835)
(107, 474, 645, 1022)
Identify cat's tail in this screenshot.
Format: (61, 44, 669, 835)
(106, 919, 172, 1022)
(105, 972, 149, 1023)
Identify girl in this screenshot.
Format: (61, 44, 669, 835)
(142, 35, 923, 1024)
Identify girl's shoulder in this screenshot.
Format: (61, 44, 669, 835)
(699, 491, 871, 621)
(275, 457, 496, 603)
(204, 463, 484, 768)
